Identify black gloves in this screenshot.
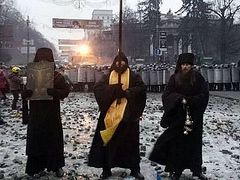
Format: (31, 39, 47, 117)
(109, 83, 128, 99)
(21, 90, 33, 99)
(115, 86, 127, 98)
(115, 84, 129, 99)
(47, 88, 56, 96)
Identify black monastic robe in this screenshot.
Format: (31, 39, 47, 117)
(149, 70, 209, 173)
(26, 71, 70, 174)
(88, 70, 146, 169)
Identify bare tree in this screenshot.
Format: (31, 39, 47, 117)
(208, 0, 240, 63)
(0, 1, 56, 64)
(106, 6, 149, 60)
(177, 0, 211, 60)
(137, 0, 162, 61)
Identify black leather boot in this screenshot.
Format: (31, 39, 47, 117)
(130, 170, 145, 180)
(100, 168, 112, 179)
(55, 168, 64, 177)
(169, 172, 182, 180)
(192, 172, 208, 180)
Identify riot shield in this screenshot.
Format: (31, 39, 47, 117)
(26, 61, 54, 100)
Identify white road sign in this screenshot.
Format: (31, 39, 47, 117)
(58, 39, 83, 45)
(22, 39, 34, 46)
(20, 46, 36, 54)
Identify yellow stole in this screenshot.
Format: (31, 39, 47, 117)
(100, 68, 130, 145)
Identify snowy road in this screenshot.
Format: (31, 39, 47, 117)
(0, 92, 240, 180)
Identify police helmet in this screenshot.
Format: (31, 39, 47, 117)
(11, 66, 21, 73)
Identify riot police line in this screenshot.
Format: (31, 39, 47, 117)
(63, 63, 240, 92)
(63, 65, 110, 92)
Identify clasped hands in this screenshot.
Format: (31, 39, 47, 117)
(110, 83, 129, 99)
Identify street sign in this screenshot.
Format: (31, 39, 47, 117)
(61, 50, 75, 54)
(22, 39, 34, 46)
(160, 47, 167, 51)
(160, 31, 167, 39)
(160, 40, 167, 48)
(155, 48, 161, 55)
(58, 39, 83, 45)
(52, 18, 103, 29)
(58, 46, 76, 51)
(20, 46, 36, 54)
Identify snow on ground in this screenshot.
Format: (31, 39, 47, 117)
(0, 92, 240, 180)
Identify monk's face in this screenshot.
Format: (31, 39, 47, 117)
(181, 63, 192, 74)
(115, 60, 126, 68)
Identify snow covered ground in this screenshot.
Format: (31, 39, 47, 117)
(0, 92, 240, 180)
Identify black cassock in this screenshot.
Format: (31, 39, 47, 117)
(88, 70, 146, 169)
(149, 70, 209, 174)
(26, 71, 70, 175)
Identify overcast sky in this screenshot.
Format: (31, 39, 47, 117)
(14, 0, 183, 50)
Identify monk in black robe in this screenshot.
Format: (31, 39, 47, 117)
(149, 53, 209, 180)
(88, 52, 146, 179)
(22, 48, 70, 177)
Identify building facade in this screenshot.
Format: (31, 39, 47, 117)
(158, 10, 181, 64)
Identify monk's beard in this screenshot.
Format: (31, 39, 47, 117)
(175, 69, 195, 87)
(111, 63, 128, 74)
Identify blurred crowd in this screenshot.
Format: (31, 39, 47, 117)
(0, 63, 23, 125)
(0, 61, 240, 126)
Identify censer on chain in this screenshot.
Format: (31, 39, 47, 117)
(182, 98, 193, 135)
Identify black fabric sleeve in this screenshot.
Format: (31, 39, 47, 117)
(160, 75, 185, 128)
(186, 75, 209, 113)
(162, 75, 184, 114)
(125, 72, 146, 119)
(93, 74, 118, 113)
(50, 72, 70, 99)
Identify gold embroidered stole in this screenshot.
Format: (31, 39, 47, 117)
(100, 68, 130, 145)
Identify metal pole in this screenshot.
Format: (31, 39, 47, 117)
(26, 16, 30, 63)
(119, 0, 123, 54)
(117, 0, 123, 104)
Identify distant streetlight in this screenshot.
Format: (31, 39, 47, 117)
(77, 44, 91, 56)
